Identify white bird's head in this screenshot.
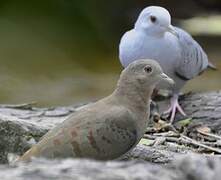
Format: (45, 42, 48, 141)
(134, 6, 177, 36)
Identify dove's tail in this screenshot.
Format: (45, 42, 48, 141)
(208, 61, 217, 70)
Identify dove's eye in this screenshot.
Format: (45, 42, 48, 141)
(144, 65, 153, 74)
(150, 16, 157, 23)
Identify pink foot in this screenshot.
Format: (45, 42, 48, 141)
(164, 95, 186, 123)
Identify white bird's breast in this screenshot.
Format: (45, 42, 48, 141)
(119, 30, 181, 75)
(119, 30, 184, 91)
(119, 30, 185, 91)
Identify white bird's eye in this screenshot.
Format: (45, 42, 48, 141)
(150, 15, 157, 23)
(144, 65, 152, 74)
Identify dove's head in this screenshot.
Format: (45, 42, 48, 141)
(134, 6, 177, 36)
(117, 59, 174, 95)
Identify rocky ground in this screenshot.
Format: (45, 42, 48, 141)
(1, 154, 221, 180)
(0, 91, 221, 180)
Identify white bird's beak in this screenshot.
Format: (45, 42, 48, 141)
(167, 25, 178, 37)
(160, 73, 175, 86)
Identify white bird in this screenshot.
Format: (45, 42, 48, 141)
(119, 6, 214, 123)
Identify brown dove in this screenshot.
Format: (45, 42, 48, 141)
(18, 59, 174, 161)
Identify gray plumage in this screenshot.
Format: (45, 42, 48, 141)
(18, 59, 174, 161)
(174, 27, 208, 80)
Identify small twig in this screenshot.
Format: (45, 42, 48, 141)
(181, 135, 221, 154)
(197, 133, 216, 142)
(201, 141, 221, 148)
(165, 137, 182, 144)
(151, 131, 179, 137)
(197, 129, 221, 141)
(144, 134, 181, 144)
(143, 134, 156, 140)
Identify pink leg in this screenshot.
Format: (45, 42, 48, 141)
(164, 94, 186, 123)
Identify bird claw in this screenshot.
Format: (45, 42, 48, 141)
(163, 95, 186, 123)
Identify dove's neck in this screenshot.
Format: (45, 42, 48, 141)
(134, 25, 165, 38)
(113, 76, 154, 113)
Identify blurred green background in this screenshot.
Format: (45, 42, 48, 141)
(0, 0, 220, 106)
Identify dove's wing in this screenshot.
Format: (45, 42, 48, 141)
(174, 27, 209, 80)
(19, 104, 138, 161)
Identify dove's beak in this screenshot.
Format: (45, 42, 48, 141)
(167, 25, 178, 37)
(160, 73, 175, 86)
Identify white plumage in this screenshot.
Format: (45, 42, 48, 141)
(119, 6, 210, 122)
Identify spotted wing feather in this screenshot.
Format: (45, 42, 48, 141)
(174, 27, 209, 80)
(19, 106, 137, 161)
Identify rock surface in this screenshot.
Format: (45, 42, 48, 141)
(1, 154, 221, 180)
(0, 91, 221, 179)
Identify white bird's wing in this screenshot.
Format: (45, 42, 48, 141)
(174, 27, 209, 80)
